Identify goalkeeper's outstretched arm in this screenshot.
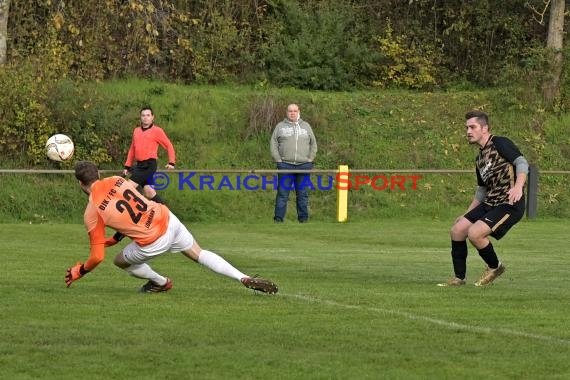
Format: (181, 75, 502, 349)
(65, 219, 107, 287)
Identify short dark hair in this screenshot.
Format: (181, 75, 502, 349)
(140, 106, 153, 115)
(74, 161, 99, 185)
(465, 110, 489, 127)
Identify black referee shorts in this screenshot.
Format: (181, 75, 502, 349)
(129, 159, 158, 187)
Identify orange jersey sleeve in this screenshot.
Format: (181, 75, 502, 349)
(153, 126, 176, 164)
(83, 202, 107, 271)
(89, 176, 169, 246)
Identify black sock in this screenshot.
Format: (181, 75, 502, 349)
(151, 194, 166, 204)
(477, 243, 499, 269)
(451, 240, 468, 279)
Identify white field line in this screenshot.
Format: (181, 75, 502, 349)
(286, 293, 570, 346)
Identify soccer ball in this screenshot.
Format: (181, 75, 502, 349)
(46, 134, 74, 162)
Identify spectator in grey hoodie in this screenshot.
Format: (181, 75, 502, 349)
(270, 104, 318, 223)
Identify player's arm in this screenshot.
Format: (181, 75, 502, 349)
(156, 128, 176, 169)
(270, 125, 282, 162)
(105, 231, 126, 247)
(465, 167, 486, 212)
(508, 156, 528, 203)
(84, 222, 106, 270)
(65, 210, 106, 287)
(509, 172, 527, 203)
(466, 190, 484, 212)
(308, 125, 317, 162)
(495, 137, 529, 203)
(456, 165, 484, 223)
(123, 133, 136, 175)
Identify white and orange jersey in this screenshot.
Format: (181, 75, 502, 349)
(84, 176, 169, 246)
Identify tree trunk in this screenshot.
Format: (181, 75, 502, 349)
(542, 0, 565, 105)
(0, 0, 10, 65)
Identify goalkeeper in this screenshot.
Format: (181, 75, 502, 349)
(66, 160, 278, 294)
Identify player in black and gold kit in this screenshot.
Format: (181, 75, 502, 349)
(442, 110, 529, 287)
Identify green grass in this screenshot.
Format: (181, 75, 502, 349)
(1, 219, 569, 379)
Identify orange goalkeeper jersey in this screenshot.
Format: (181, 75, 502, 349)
(84, 176, 170, 245)
(81, 176, 169, 272)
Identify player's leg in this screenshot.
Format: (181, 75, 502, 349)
(143, 184, 161, 201)
(441, 203, 486, 286)
(170, 212, 278, 294)
(294, 163, 312, 223)
(469, 207, 511, 270)
(126, 178, 165, 205)
(467, 220, 492, 249)
(444, 215, 477, 285)
(181, 237, 278, 293)
(131, 159, 166, 204)
(114, 243, 172, 292)
(274, 164, 293, 222)
(471, 204, 523, 286)
(467, 220, 503, 285)
(181, 240, 247, 279)
(171, 213, 247, 280)
(113, 216, 180, 292)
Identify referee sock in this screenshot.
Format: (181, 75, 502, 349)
(477, 242, 500, 269)
(124, 263, 167, 285)
(451, 240, 468, 280)
(197, 250, 247, 281)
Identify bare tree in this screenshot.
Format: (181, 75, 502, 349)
(543, 0, 565, 104)
(0, 0, 9, 64)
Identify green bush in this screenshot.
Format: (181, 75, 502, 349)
(263, 0, 373, 90)
(0, 62, 52, 165)
(191, 9, 257, 84)
(5, 0, 568, 94)
(371, 21, 437, 89)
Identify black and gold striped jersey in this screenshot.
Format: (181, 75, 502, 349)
(475, 135, 524, 206)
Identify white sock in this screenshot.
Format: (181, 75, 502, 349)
(197, 250, 247, 281)
(125, 263, 167, 285)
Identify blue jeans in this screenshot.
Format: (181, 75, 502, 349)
(274, 162, 313, 222)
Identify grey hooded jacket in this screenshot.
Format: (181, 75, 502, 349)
(270, 118, 317, 165)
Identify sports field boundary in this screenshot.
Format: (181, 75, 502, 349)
(286, 293, 570, 346)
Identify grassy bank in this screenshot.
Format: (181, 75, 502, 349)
(1, 80, 569, 222)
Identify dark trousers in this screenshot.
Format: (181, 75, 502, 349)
(274, 162, 313, 222)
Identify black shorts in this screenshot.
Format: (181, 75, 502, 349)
(129, 159, 157, 187)
(464, 201, 524, 240)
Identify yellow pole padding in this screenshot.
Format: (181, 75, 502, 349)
(336, 165, 349, 222)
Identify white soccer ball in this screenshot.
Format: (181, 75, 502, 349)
(46, 134, 74, 162)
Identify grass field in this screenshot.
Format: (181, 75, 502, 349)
(1, 219, 569, 379)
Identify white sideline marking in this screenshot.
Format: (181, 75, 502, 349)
(286, 293, 570, 345)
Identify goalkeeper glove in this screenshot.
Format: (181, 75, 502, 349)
(65, 262, 89, 288)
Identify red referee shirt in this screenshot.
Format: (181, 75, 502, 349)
(124, 124, 176, 167)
